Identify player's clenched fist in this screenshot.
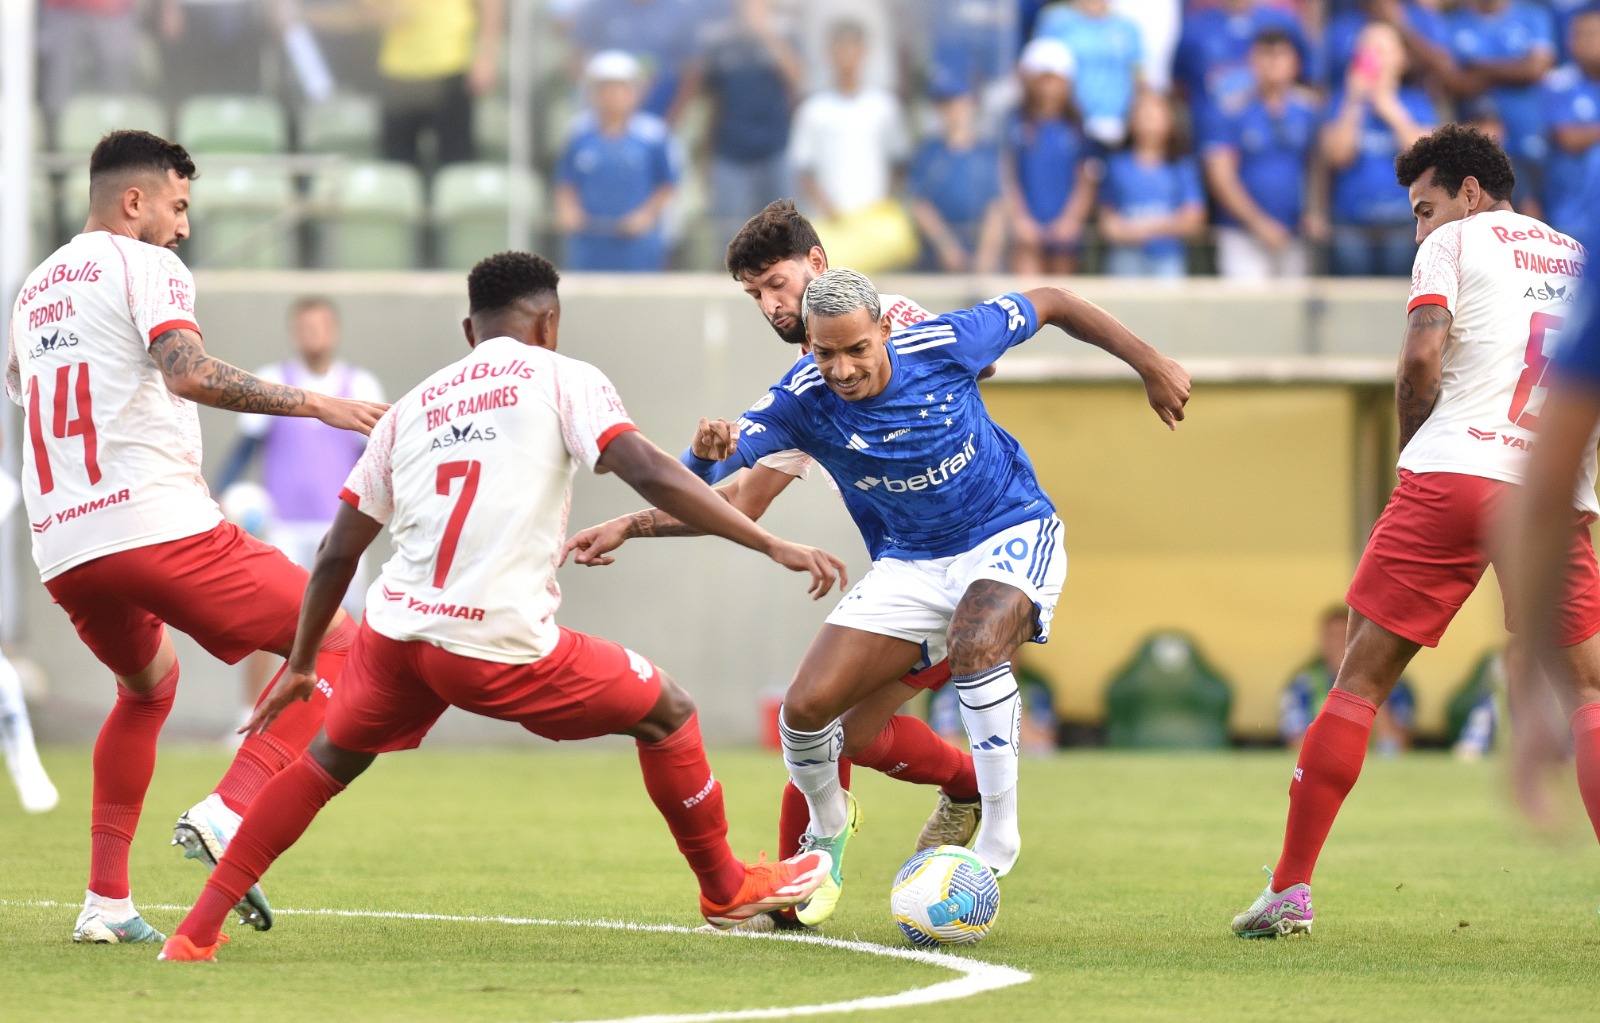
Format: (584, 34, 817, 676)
(764, 540, 849, 599)
(313, 395, 391, 436)
(691, 417, 740, 461)
(1140, 355, 1191, 430)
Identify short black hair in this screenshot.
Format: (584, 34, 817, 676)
(1251, 27, 1297, 49)
(467, 251, 560, 314)
(725, 200, 823, 280)
(89, 129, 197, 185)
(1394, 123, 1516, 200)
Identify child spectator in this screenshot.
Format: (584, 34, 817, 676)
(1173, 0, 1314, 137)
(788, 20, 910, 222)
(1281, 606, 1416, 757)
(1032, 0, 1145, 146)
(1541, 7, 1600, 236)
(1204, 27, 1322, 279)
(570, 0, 704, 122)
(908, 64, 1006, 273)
(691, 0, 804, 247)
(556, 51, 681, 272)
(1321, 21, 1435, 276)
(1003, 38, 1095, 274)
(1099, 91, 1205, 278)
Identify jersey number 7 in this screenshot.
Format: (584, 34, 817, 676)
(26, 363, 100, 496)
(433, 459, 481, 587)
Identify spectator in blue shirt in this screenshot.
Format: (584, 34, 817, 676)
(1003, 38, 1096, 274)
(1321, 1, 1452, 89)
(1281, 605, 1416, 757)
(1032, 0, 1144, 146)
(1204, 28, 1322, 279)
(1542, 7, 1600, 236)
(1551, 0, 1595, 62)
(908, 64, 1005, 273)
(1321, 21, 1436, 276)
(1173, 0, 1313, 138)
(687, 0, 804, 247)
(569, 0, 706, 122)
(556, 51, 681, 272)
(1099, 92, 1205, 277)
(928, 0, 1017, 97)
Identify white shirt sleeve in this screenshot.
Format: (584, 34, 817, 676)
(351, 366, 386, 404)
(236, 363, 285, 439)
(340, 404, 398, 525)
(555, 356, 638, 470)
(788, 96, 822, 173)
(756, 449, 814, 478)
(118, 240, 201, 347)
(1409, 221, 1463, 316)
(882, 93, 911, 163)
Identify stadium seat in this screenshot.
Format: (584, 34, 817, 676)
(1103, 632, 1233, 749)
(178, 94, 289, 155)
(432, 162, 545, 270)
(299, 93, 381, 159)
(31, 172, 58, 258)
(474, 92, 511, 162)
(56, 93, 167, 155)
(311, 161, 424, 270)
(185, 160, 297, 269)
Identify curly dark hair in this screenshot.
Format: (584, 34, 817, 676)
(89, 129, 197, 185)
(467, 251, 560, 314)
(1394, 123, 1515, 200)
(725, 199, 823, 280)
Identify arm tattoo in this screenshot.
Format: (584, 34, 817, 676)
(1396, 304, 1449, 454)
(624, 508, 705, 539)
(150, 329, 311, 415)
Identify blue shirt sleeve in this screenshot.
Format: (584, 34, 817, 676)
(937, 292, 1041, 374)
(653, 134, 681, 188)
(556, 135, 581, 186)
(1523, 3, 1558, 52)
(679, 384, 808, 483)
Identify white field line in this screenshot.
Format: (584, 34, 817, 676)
(9, 900, 1032, 1022)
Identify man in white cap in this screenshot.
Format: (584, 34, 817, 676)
(555, 50, 682, 271)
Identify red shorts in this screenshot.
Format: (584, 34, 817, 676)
(901, 659, 952, 692)
(324, 623, 665, 754)
(43, 521, 309, 676)
(1347, 470, 1600, 648)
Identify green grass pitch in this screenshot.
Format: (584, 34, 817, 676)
(2, 745, 1598, 1022)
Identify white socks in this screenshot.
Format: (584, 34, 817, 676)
(83, 890, 134, 919)
(953, 662, 1022, 872)
(0, 653, 56, 813)
(779, 711, 848, 836)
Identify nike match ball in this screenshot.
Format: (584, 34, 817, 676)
(890, 845, 1000, 947)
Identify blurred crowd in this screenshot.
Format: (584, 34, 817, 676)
(27, 0, 1600, 275)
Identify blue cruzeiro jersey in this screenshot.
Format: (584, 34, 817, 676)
(683, 293, 1055, 561)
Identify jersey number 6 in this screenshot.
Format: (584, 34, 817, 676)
(26, 362, 100, 496)
(433, 459, 481, 588)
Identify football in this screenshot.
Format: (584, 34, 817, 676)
(219, 481, 275, 539)
(889, 844, 1001, 948)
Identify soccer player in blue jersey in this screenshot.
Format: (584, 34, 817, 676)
(573, 268, 1189, 922)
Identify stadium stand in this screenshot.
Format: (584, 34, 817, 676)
(432, 162, 545, 270)
(185, 160, 296, 269)
(298, 93, 383, 160)
(177, 94, 289, 155)
(311, 161, 425, 270)
(55, 94, 166, 156)
(1104, 632, 1234, 750)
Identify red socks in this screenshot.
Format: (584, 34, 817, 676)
(213, 619, 356, 814)
(636, 713, 744, 906)
(177, 753, 346, 948)
(89, 664, 179, 899)
(1571, 703, 1600, 843)
(1272, 688, 1377, 890)
(853, 715, 979, 801)
(780, 759, 852, 858)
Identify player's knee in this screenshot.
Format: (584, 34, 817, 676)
(779, 690, 835, 733)
(634, 673, 696, 742)
(308, 734, 375, 786)
(946, 625, 1007, 677)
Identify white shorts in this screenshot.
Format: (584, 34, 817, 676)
(824, 515, 1067, 670)
(268, 519, 367, 614)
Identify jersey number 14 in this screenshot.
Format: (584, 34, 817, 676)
(26, 363, 100, 496)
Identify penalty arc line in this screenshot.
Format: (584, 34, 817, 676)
(10, 900, 1032, 1023)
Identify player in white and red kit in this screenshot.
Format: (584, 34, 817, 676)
(568, 203, 983, 929)
(6, 131, 387, 944)
(1232, 125, 1600, 937)
(157, 252, 845, 961)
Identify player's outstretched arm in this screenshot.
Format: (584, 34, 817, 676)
(150, 327, 389, 434)
(243, 502, 383, 736)
(575, 431, 846, 598)
(1021, 286, 1192, 429)
(1396, 303, 1450, 453)
(564, 464, 799, 565)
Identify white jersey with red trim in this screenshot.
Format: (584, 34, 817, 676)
(1402, 210, 1596, 513)
(342, 337, 637, 663)
(5, 232, 220, 580)
(754, 293, 933, 480)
